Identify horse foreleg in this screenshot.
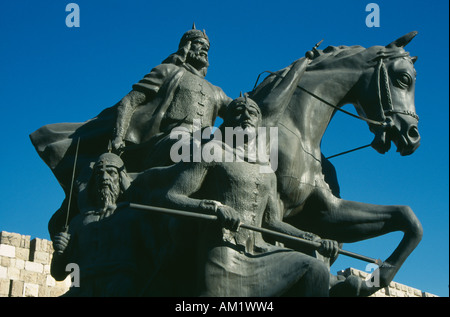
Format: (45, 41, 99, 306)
(295, 189, 423, 292)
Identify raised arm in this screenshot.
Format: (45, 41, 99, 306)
(261, 56, 312, 127)
(112, 90, 147, 152)
(112, 63, 178, 152)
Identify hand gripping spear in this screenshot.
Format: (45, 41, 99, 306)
(123, 202, 382, 265)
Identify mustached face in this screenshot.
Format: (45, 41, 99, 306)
(223, 100, 262, 142)
(94, 166, 120, 206)
(186, 38, 210, 69)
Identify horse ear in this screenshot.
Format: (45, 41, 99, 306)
(386, 31, 418, 48)
(411, 56, 418, 64)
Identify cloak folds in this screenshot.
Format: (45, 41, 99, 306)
(30, 64, 187, 236)
(30, 64, 186, 188)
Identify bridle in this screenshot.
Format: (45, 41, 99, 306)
(251, 55, 419, 159)
(375, 57, 419, 123)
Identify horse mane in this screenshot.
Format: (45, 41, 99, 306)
(249, 45, 368, 102)
(309, 45, 366, 68)
(249, 43, 413, 103)
(309, 44, 412, 70)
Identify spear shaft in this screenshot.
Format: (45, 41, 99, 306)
(126, 202, 381, 265)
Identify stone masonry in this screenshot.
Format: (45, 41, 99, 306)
(0, 231, 70, 297)
(0, 230, 439, 297)
(337, 267, 438, 297)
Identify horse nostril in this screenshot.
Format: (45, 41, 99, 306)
(408, 126, 420, 141)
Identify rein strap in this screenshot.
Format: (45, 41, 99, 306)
(253, 70, 385, 127)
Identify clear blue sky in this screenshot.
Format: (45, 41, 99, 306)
(0, 0, 448, 296)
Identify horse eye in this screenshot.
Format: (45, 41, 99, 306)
(396, 73, 412, 88)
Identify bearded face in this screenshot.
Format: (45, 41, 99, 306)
(186, 37, 210, 70)
(94, 165, 121, 208)
(224, 100, 262, 143)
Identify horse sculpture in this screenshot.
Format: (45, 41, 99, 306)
(31, 29, 423, 297)
(249, 31, 422, 295)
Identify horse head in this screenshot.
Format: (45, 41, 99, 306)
(249, 32, 421, 209)
(350, 31, 420, 156)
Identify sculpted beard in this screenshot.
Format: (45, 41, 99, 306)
(97, 181, 120, 207)
(187, 50, 209, 69)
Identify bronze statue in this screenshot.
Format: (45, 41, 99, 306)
(30, 27, 423, 297)
(136, 57, 341, 296)
(30, 25, 231, 236)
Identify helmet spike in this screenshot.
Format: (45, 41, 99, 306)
(179, 24, 210, 49)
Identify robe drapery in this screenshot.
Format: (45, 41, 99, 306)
(30, 62, 230, 186)
(30, 62, 229, 236)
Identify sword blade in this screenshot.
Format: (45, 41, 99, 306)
(63, 137, 80, 232)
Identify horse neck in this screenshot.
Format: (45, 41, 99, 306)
(284, 69, 361, 152)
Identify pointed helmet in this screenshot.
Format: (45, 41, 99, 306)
(178, 23, 210, 49)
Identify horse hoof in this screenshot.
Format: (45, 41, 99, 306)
(329, 275, 362, 297)
(377, 261, 397, 288)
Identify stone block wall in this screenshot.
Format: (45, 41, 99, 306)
(0, 231, 70, 297)
(338, 267, 438, 297)
(0, 230, 439, 297)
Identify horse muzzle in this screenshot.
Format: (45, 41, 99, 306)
(371, 116, 420, 156)
(390, 118, 421, 156)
